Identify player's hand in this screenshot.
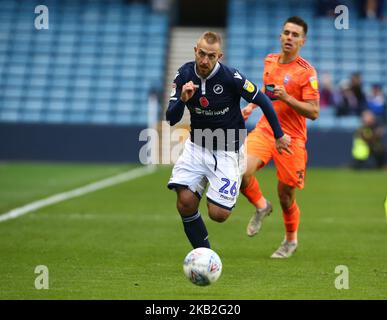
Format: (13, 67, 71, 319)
(241, 104, 255, 121)
(275, 133, 293, 155)
(181, 81, 198, 102)
(273, 85, 289, 102)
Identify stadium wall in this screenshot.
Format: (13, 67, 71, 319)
(309, 129, 387, 167)
(1, 124, 385, 166)
(307, 129, 353, 167)
(0, 123, 146, 163)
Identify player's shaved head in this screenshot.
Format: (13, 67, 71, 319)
(197, 31, 223, 48)
(194, 31, 223, 78)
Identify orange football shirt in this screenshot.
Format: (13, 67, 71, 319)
(257, 53, 320, 141)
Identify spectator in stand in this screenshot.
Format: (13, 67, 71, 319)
(367, 84, 386, 122)
(320, 73, 334, 108)
(359, 0, 385, 20)
(350, 72, 368, 112)
(315, 0, 340, 17)
(151, 0, 171, 12)
(334, 78, 365, 116)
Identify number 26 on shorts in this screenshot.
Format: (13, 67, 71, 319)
(218, 178, 237, 196)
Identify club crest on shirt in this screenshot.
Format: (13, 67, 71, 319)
(309, 76, 318, 90)
(243, 80, 255, 93)
(213, 84, 223, 94)
(284, 74, 291, 84)
(199, 96, 209, 108)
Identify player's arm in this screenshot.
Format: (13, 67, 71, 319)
(166, 67, 197, 126)
(250, 90, 292, 154)
(241, 64, 268, 121)
(166, 96, 185, 126)
(234, 74, 291, 154)
(274, 70, 320, 120)
(274, 85, 319, 120)
(235, 76, 282, 138)
(249, 90, 284, 138)
(241, 103, 258, 121)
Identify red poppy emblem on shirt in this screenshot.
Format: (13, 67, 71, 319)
(199, 97, 209, 108)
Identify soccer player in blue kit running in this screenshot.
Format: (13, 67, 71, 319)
(166, 31, 291, 249)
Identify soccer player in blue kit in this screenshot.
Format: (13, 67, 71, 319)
(166, 31, 291, 249)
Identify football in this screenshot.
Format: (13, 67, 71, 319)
(183, 247, 222, 286)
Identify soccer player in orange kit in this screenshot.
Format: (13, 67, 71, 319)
(240, 16, 320, 258)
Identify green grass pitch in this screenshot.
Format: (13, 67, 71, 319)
(0, 162, 386, 299)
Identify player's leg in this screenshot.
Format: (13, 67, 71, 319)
(205, 147, 243, 223)
(277, 181, 299, 242)
(175, 186, 210, 249)
(207, 201, 231, 223)
(241, 154, 273, 236)
(241, 128, 274, 236)
(270, 181, 299, 258)
(270, 140, 306, 258)
(175, 186, 200, 216)
(167, 139, 211, 249)
(240, 154, 266, 208)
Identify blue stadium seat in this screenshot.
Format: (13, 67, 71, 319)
(336, 116, 361, 130)
(20, 111, 43, 123)
(0, 110, 20, 122)
(66, 112, 89, 124)
(70, 100, 89, 111)
(363, 72, 382, 84)
(25, 87, 47, 100)
(1, 98, 20, 110)
(90, 112, 113, 124)
(0, 0, 168, 125)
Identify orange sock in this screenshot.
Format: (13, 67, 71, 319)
(282, 201, 300, 242)
(241, 176, 266, 209)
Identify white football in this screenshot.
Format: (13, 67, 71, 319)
(183, 247, 222, 286)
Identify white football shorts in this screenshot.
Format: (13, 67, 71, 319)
(167, 139, 246, 210)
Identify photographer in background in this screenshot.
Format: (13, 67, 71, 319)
(352, 110, 386, 169)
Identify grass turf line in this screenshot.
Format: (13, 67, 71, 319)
(0, 163, 386, 299)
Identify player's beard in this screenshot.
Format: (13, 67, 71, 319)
(197, 65, 211, 78)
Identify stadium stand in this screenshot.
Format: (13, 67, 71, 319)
(0, 0, 169, 125)
(226, 0, 387, 130)
(0, 0, 385, 164)
(2, 0, 384, 131)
